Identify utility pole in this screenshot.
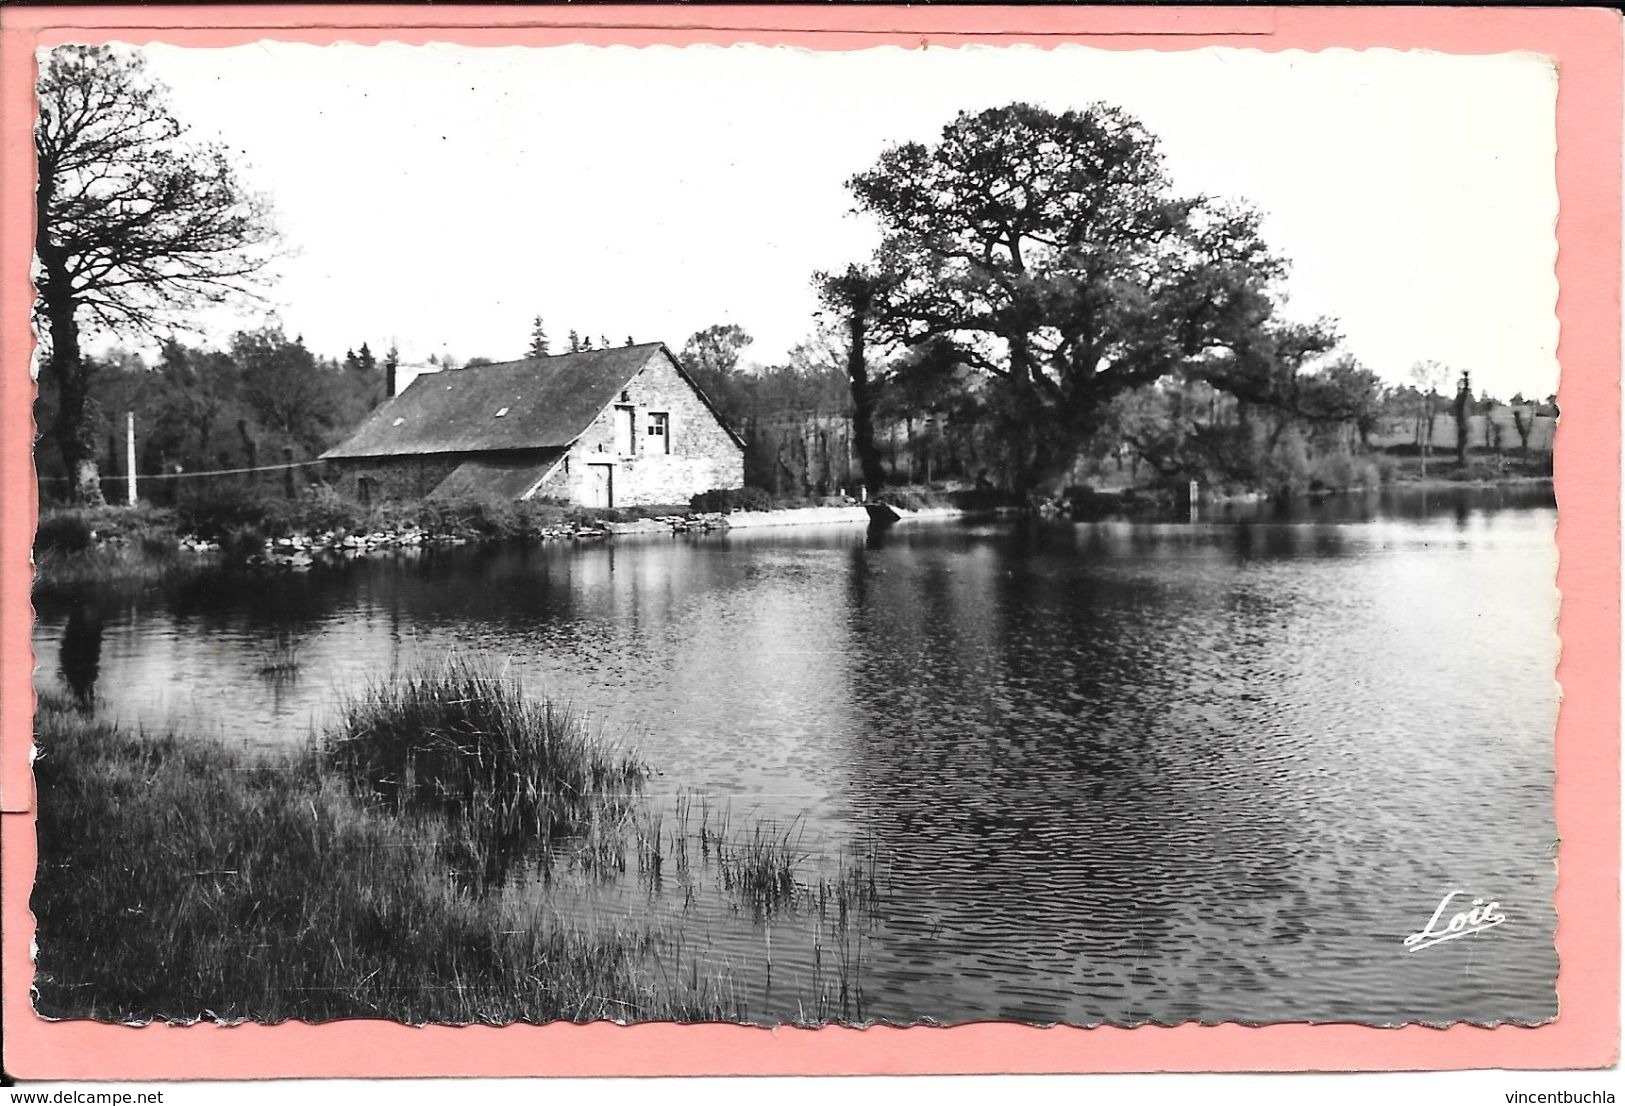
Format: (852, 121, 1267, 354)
(125, 411, 136, 506)
(1419, 398, 1430, 481)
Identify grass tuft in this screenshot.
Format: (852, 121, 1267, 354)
(322, 657, 646, 859)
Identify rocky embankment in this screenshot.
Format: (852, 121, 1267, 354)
(246, 513, 732, 568)
(78, 504, 919, 574)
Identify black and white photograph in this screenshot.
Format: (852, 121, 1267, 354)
(27, 39, 1562, 1031)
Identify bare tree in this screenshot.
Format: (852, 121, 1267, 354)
(35, 44, 276, 503)
(1407, 360, 1451, 478)
(1512, 403, 1537, 456)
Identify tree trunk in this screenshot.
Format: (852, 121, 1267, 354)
(904, 415, 914, 484)
(1024, 401, 1099, 497)
(844, 297, 885, 497)
(37, 152, 106, 507)
(1513, 408, 1534, 456)
(1006, 334, 1039, 496)
(45, 294, 105, 506)
(845, 417, 856, 491)
(237, 420, 259, 491)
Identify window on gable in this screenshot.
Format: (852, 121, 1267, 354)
(648, 412, 670, 454)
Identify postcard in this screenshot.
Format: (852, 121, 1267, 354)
(1, 4, 1617, 1084)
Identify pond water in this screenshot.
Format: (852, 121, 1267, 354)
(32, 483, 1561, 1027)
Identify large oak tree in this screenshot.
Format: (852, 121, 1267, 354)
(35, 44, 274, 503)
(846, 102, 1324, 494)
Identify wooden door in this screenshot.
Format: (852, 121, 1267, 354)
(587, 463, 613, 508)
(614, 406, 635, 455)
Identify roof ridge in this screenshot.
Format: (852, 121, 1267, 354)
(320, 341, 674, 460)
(456, 342, 668, 372)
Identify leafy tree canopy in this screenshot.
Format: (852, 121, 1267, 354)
(682, 324, 752, 377)
(846, 102, 1323, 491)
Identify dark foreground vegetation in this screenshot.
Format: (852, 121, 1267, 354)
(32, 662, 882, 1025)
(30, 681, 728, 1024)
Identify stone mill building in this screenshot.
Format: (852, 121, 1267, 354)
(321, 343, 745, 508)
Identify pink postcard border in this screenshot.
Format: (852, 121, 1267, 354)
(0, 5, 1617, 1079)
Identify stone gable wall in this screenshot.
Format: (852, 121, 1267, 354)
(541, 353, 744, 507)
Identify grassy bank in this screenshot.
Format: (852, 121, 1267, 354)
(32, 505, 195, 587)
(1382, 450, 1553, 485)
(30, 674, 741, 1024)
(32, 659, 884, 1025)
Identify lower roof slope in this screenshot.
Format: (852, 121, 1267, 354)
(427, 454, 564, 501)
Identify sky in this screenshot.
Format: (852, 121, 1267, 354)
(103, 41, 1558, 398)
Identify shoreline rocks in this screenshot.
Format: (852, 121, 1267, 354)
(236, 511, 735, 568)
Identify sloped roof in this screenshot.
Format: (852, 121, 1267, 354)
(323, 343, 677, 460)
(428, 453, 564, 501)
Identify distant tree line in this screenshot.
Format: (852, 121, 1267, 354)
(674, 312, 1555, 501)
(35, 329, 394, 503)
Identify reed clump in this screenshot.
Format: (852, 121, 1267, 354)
(640, 793, 889, 930)
(323, 658, 646, 847)
(255, 630, 304, 679)
(713, 817, 807, 915)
